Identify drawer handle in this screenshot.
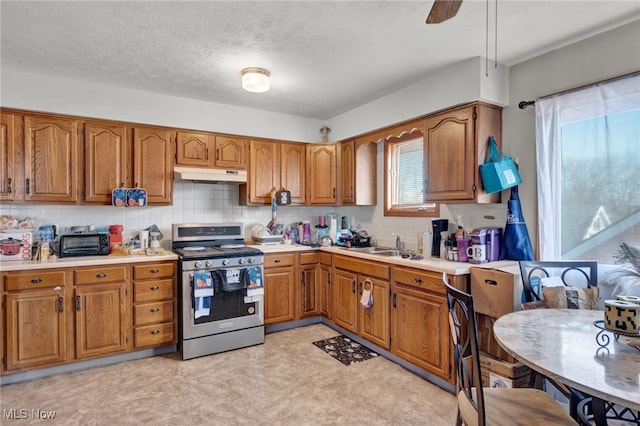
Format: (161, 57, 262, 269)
(150, 269, 160, 273)
(58, 296, 64, 313)
(274, 259, 281, 263)
(150, 330, 160, 335)
(150, 286, 160, 291)
(96, 273, 107, 278)
(414, 278, 423, 284)
(150, 308, 160, 313)
(31, 278, 43, 284)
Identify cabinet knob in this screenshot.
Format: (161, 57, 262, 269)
(150, 286, 160, 291)
(150, 330, 160, 335)
(150, 269, 160, 273)
(96, 273, 107, 279)
(150, 307, 160, 313)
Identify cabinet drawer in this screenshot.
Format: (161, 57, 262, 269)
(6, 271, 66, 291)
(391, 266, 444, 294)
(134, 301, 174, 326)
(134, 322, 175, 347)
(75, 266, 127, 285)
(134, 279, 174, 302)
(133, 262, 175, 280)
(333, 255, 389, 280)
(299, 252, 318, 265)
(318, 252, 331, 266)
(264, 253, 296, 268)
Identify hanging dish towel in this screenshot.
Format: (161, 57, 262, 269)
(245, 267, 264, 297)
(360, 278, 374, 308)
(193, 271, 214, 319)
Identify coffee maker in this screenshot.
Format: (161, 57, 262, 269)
(431, 219, 449, 257)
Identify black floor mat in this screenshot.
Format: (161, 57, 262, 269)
(312, 335, 379, 366)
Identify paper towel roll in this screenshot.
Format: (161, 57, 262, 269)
(604, 299, 639, 333)
(616, 295, 640, 305)
(329, 218, 337, 243)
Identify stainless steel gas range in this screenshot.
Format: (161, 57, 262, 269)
(172, 223, 264, 360)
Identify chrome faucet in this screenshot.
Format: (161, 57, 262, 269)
(392, 233, 402, 250)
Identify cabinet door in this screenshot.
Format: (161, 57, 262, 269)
(307, 144, 337, 205)
(176, 131, 212, 167)
(75, 282, 129, 359)
(0, 112, 19, 201)
(264, 265, 296, 325)
(133, 127, 174, 204)
(358, 277, 390, 349)
(319, 264, 332, 319)
(340, 140, 355, 204)
(392, 285, 450, 380)
(424, 106, 475, 201)
(84, 122, 130, 203)
(280, 142, 306, 204)
(300, 264, 318, 318)
(215, 135, 246, 170)
(248, 140, 278, 204)
(24, 115, 80, 203)
(332, 269, 358, 333)
(5, 288, 69, 371)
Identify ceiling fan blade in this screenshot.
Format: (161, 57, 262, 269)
(426, 0, 463, 24)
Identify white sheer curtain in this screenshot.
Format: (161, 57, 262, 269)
(535, 74, 640, 260)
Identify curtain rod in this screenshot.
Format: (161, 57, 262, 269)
(518, 70, 640, 110)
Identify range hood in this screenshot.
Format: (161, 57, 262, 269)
(173, 166, 247, 183)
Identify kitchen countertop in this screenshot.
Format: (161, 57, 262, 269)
(0, 252, 179, 272)
(254, 243, 489, 275)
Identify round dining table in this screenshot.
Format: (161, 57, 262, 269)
(493, 309, 640, 424)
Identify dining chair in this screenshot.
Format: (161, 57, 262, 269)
(443, 280, 577, 426)
(519, 260, 598, 305)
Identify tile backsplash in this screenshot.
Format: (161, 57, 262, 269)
(0, 181, 507, 250)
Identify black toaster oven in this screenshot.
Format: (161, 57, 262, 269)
(57, 233, 110, 258)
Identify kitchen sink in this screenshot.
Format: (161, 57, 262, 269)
(372, 250, 416, 258)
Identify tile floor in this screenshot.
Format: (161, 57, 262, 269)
(0, 324, 458, 425)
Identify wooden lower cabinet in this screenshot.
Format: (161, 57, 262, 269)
(2, 261, 177, 375)
(132, 262, 176, 348)
(299, 252, 319, 318)
(319, 253, 332, 319)
(332, 255, 390, 350)
(391, 266, 462, 383)
(4, 270, 70, 372)
(264, 253, 297, 325)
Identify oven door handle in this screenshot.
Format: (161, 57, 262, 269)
(189, 273, 195, 311)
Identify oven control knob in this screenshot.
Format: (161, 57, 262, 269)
(238, 258, 246, 264)
(222, 259, 230, 266)
(195, 260, 203, 268)
(205, 260, 213, 268)
(247, 257, 254, 264)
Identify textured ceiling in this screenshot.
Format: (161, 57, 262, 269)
(1, 1, 639, 120)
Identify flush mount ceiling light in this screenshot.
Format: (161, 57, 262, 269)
(241, 67, 270, 93)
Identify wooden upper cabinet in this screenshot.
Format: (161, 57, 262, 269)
(246, 139, 279, 204)
(23, 115, 80, 204)
(340, 140, 355, 204)
(214, 135, 247, 170)
(176, 131, 212, 167)
(424, 103, 501, 203)
(84, 122, 130, 203)
(280, 142, 306, 204)
(133, 126, 174, 205)
(307, 143, 337, 205)
(342, 139, 376, 205)
(0, 112, 20, 201)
